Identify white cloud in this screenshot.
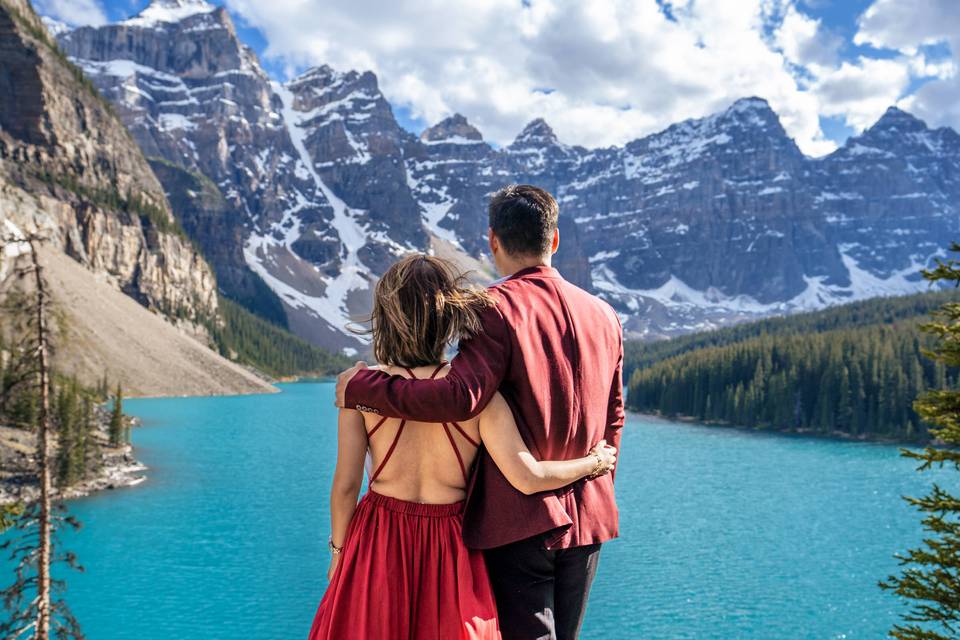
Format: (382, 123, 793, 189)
(217, 0, 952, 156)
(766, 2, 917, 143)
(34, 0, 108, 27)
(811, 57, 912, 131)
(854, 0, 960, 132)
(775, 4, 841, 68)
(224, 0, 846, 155)
(856, 0, 960, 51)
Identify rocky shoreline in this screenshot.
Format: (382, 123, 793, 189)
(0, 405, 148, 506)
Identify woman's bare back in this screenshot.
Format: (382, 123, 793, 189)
(361, 363, 481, 504)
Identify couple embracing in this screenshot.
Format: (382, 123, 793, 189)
(308, 185, 625, 640)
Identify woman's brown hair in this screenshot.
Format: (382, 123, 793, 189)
(359, 254, 494, 368)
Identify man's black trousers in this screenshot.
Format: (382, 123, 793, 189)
(483, 533, 602, 640)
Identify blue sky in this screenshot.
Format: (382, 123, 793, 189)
(38, 0, 960, 155)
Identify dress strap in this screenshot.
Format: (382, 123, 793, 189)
(369, 419, 406, 484)
(369, 362, 457, 483)
(366, 415, 389, 438)
(440, 422, 469, 483)
(401, 364, 446, 380)
(447, 421, 479, 448)
(440, 420, 479, 483)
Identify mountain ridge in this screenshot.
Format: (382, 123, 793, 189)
(48, 0, 958, 352)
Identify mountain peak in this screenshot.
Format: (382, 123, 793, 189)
(728, 96, 772, 112)
(719, 96, 780, 128)
(123, 0, 217, 27)
(290, 64, 340, 87)
(837, 105, 945, 156)
(287, 65, 384, 104)
(420, 113, 484, 144)
(511, 118, 558, 147)
(870, 106, 927, 133)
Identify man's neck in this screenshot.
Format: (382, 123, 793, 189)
(499, 255, 551, 278)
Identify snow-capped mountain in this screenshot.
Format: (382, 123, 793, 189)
(51, 0, 959, 351)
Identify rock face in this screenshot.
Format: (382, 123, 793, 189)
(53, 0, 960, 349)
(56, 0, 301, 327)
(0, 0, 218, 327)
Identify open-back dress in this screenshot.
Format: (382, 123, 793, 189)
(307, 364, 501, 640)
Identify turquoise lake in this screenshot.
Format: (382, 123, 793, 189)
(13, 381, 949, 639)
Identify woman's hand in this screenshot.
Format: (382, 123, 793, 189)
(327, 554, 341, 582)
(588, 440, 617, 477)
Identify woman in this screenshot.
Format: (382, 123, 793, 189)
(307, 254, 617, 640)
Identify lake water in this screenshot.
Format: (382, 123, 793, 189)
(11, 381, 949, 638)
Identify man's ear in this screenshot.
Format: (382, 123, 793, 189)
(488, 228, 498, 255)
(550, 227, 560, 255)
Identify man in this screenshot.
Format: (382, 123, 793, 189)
(335, 184, 624, 640)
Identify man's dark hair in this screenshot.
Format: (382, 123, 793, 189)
(488, 184, 559, 257)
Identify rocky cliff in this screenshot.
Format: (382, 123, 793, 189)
(0, 0, 279, 397)
(52, 0, 959, 349)
(0, 0, 218, 329)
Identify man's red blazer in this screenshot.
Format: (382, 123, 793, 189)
(345, 264, 625, 550)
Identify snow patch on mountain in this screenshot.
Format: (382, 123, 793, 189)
(241, 81, 373, 342)
(123, 0, 216, 27)
(422, 136, 485, 146)
(590, 243, 940, 336)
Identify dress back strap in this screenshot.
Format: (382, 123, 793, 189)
(440, 422, 469, 482)
(367, 362, 468, 484)
(401, 363, 447, 380)
(366, 415, 389, 438)
(447, 421, 479, 448)
(369, 419, 406, 484)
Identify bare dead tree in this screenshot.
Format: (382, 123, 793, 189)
(0, 232, 83, 640)
(29, 238, 50, 640)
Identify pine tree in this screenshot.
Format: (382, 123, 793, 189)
(54, 379, 94, 488)
(109, 383, 125, 447)
(55, 380, 79, 487)
(880, 242, 960, 639)
(96, 373, 109, 401)
(80, 396, 99, 475)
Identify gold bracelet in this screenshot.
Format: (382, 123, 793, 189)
(588, 452, 605, 478)
(328, 536, 343, 555)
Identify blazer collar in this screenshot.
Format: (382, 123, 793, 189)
(507, 264, 562, 281)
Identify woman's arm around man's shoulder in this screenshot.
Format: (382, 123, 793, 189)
(477, 393, 616, 496)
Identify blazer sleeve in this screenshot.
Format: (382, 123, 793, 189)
(606, 343, 625, 438)
(344, 303, 511, 423)
(605, 322, 625, 482)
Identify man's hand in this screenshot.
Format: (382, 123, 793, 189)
(335, 361, 368, 408)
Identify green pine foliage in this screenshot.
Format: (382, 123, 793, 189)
(205, 296, 352, 378)
(108, 383, 125, 447)
(54, 379, 99, 488)
(625, 290, 956, 382)
(626, 291, 958, 440)
(880, 243, 960, 639)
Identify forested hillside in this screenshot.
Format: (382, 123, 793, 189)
(625, 291, 958, 440)
(206, 298, 352, 378)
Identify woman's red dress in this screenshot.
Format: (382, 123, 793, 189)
(307, 366, 501, 640)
